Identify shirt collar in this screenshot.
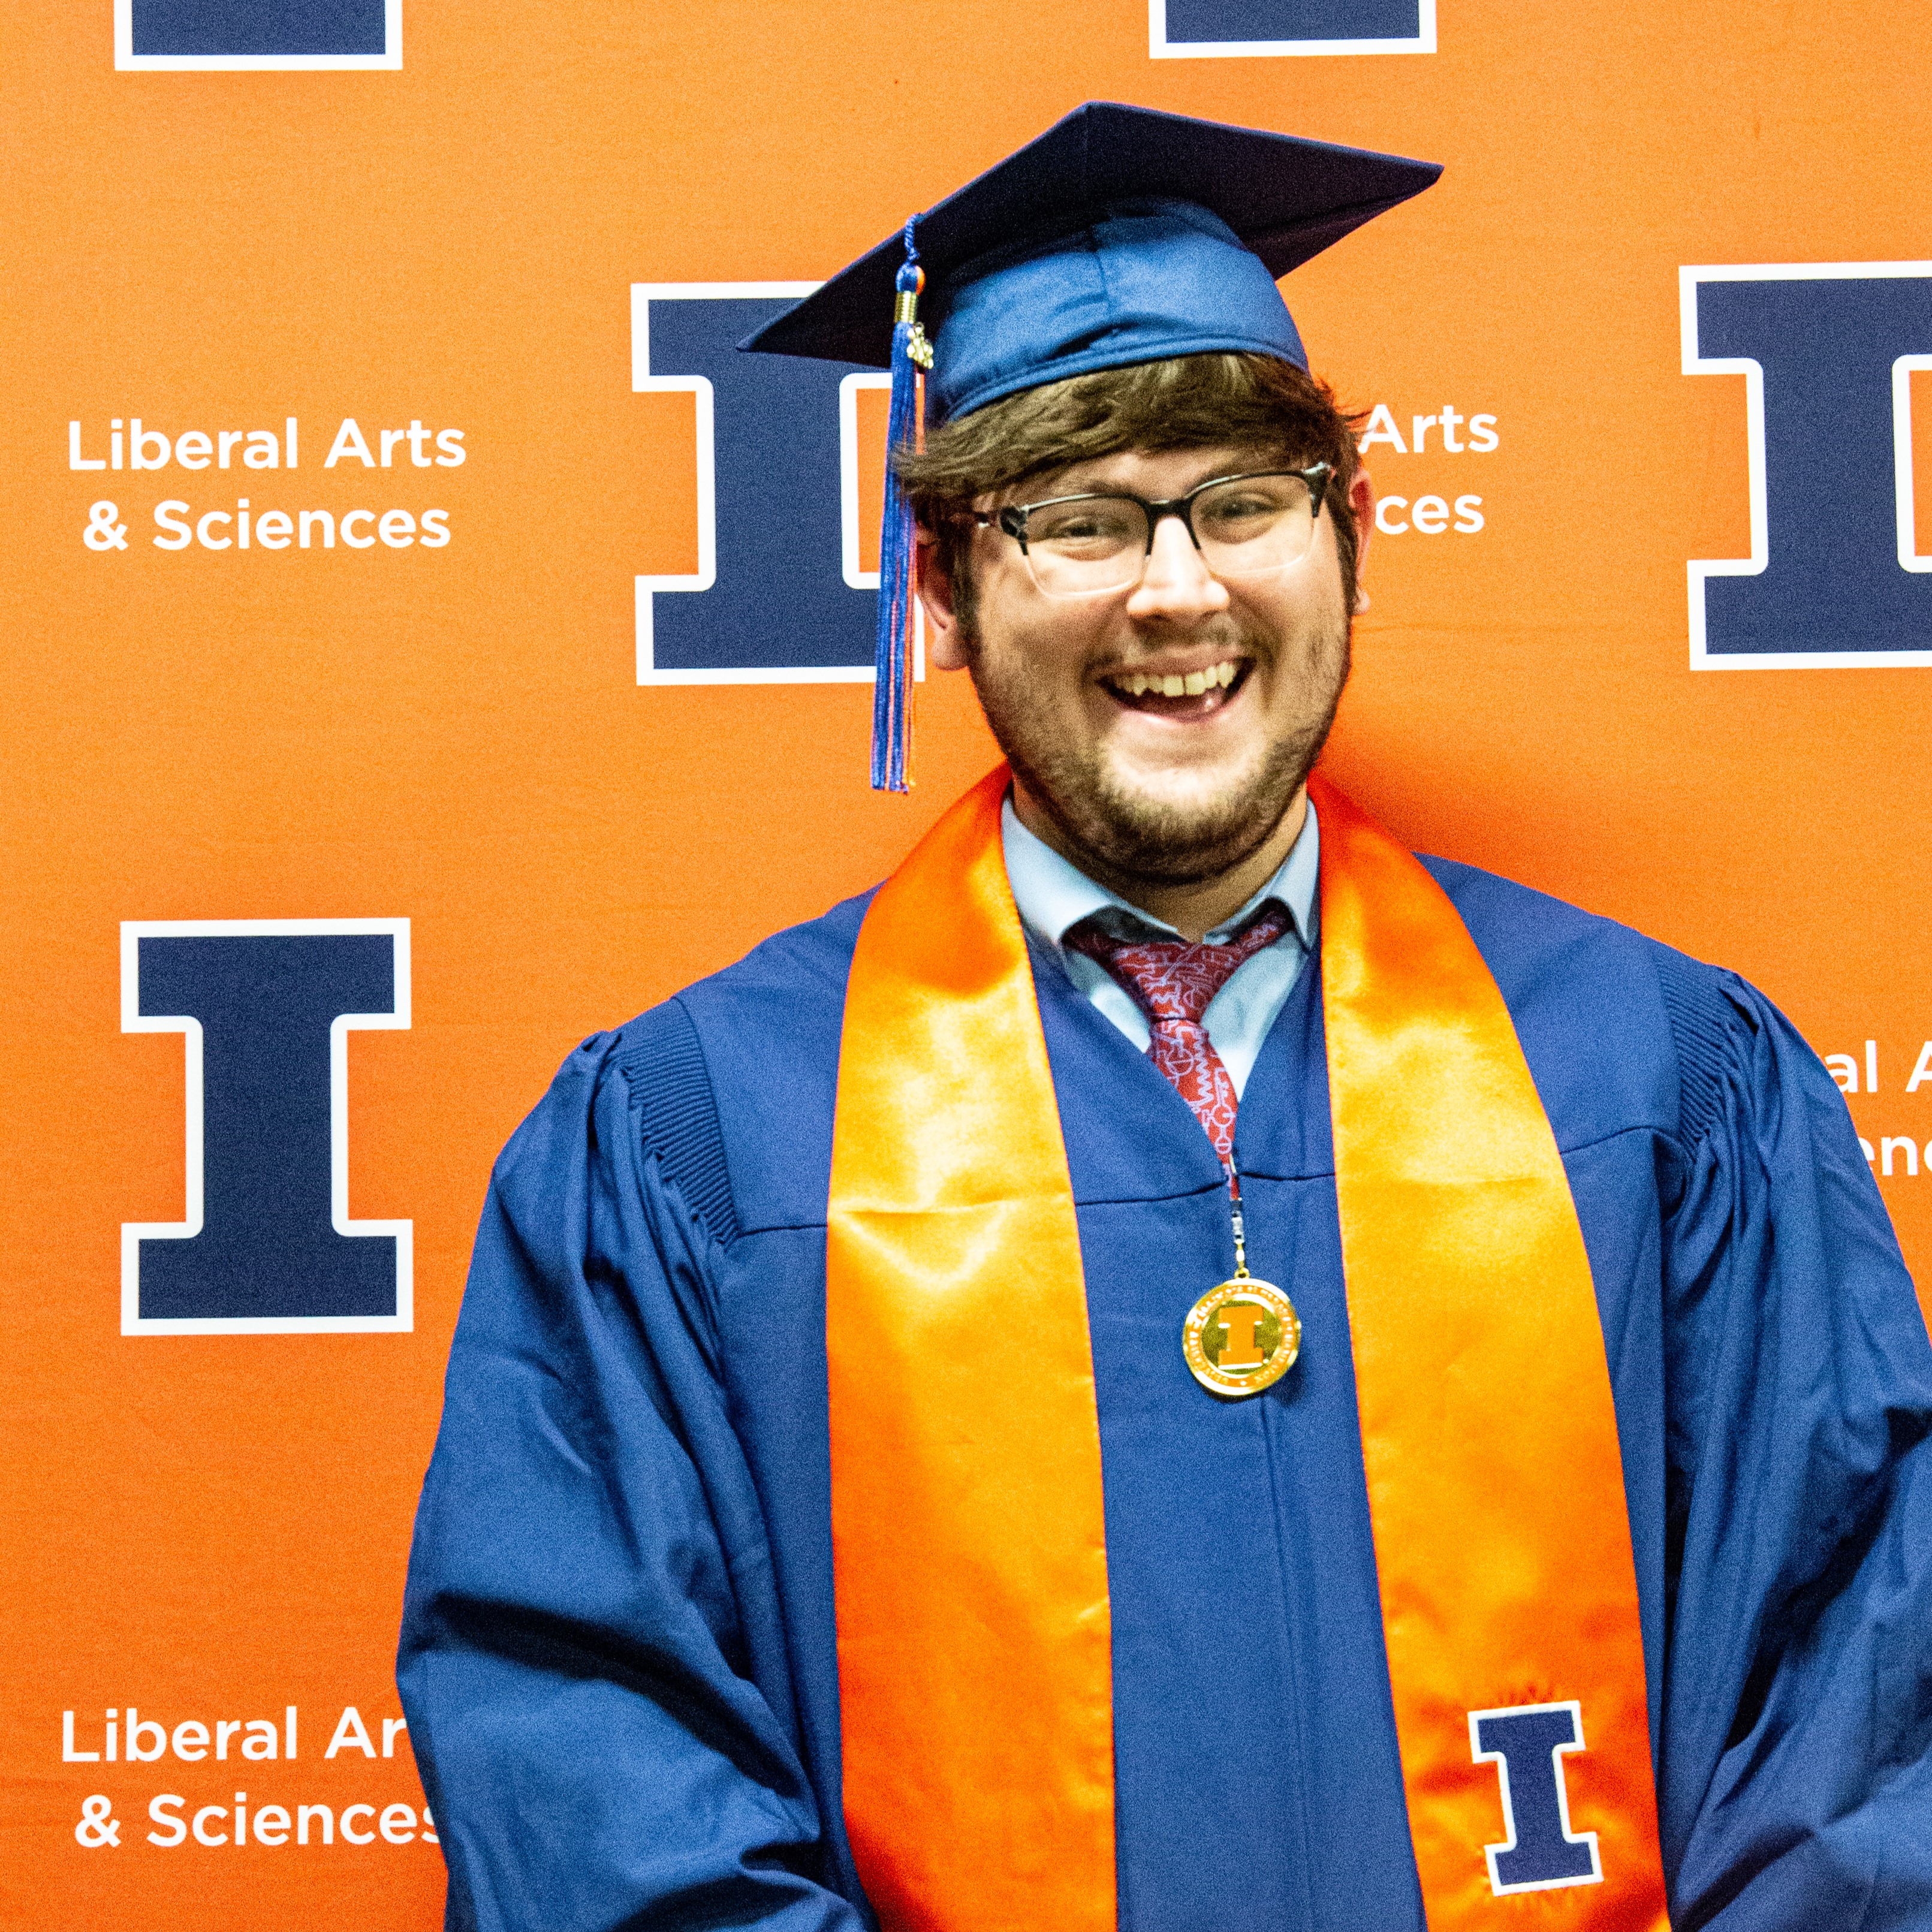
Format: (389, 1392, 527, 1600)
(1001, 792, 1320, 956)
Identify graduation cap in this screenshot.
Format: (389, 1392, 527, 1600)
(741, 101, 1440, 791)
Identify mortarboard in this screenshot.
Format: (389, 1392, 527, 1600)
(741, 101, 1440, 790)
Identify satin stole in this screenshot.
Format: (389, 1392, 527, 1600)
(825, 765, 1669, 1931)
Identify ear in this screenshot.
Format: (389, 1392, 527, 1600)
(1346, 468, 1375, 615)
(916, 529, 972, 673)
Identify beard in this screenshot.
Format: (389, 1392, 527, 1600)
(965, 612, 1351, 890)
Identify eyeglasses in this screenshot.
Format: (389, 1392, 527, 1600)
(976, 465, 1334, 599)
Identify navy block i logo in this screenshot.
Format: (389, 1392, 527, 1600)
(631, 283, 920, 686)
(1150, 0, 1433, 58)
(116, 1, 400, 70)
(1682, 262, 1932, 668)
(1468, 1701, 1604, 1895)
(121, 920, 411, 1336)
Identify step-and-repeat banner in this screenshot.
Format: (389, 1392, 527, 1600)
(5, 2, 1929, 1924)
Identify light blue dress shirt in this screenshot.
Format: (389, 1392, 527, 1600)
(1001, 795, 1320, 1101)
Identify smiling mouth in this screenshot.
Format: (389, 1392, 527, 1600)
(1099, 657, 1249, 718)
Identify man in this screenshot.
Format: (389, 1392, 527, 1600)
(399, 104, 1932, 1930)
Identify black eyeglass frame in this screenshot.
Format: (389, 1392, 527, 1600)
(975, 465, 1335, 564)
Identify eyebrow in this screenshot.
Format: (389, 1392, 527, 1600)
(1026, 452, 1286, 498)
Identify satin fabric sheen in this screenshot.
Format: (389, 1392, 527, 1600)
(828, 767, 1668, 1929)
(825, 767, 1114, 1932)
(1310, 775, 1669, 1928)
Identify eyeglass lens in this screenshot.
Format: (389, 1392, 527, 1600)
(1022, 475, 1319, 596)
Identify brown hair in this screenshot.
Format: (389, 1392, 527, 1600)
(896, 352, 1367, 620)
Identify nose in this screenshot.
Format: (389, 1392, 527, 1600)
(1125, 510, 1231, 622)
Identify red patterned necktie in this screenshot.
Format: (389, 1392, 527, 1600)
(1065, 902, 1293, 1166)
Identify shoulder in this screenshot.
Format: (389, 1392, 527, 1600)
(1419, 854, 1747, 1152)
(592, 890, 875, 1240)
(660, 887, 871, 1091)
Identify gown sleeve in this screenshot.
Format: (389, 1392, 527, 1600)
(396, 1025, 864, 1932)
(1655, 959, 1932, 1928)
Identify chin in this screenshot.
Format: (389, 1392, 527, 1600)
(1106, 752, 1262, 816)
(1064, 758, 1298, 885)
(1099, 727, 1281, 809)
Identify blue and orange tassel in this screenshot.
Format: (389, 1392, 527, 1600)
(872, 220, 931, 792)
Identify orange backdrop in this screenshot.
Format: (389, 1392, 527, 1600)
(5, 2, 1928, 1924)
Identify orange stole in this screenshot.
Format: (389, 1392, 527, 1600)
(825, 765, 1113, 1932)
(827, 765, 1669, 1930)
(1310, 776, 1669, 1930)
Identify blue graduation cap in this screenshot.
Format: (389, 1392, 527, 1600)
(741, 101, 1440, 790)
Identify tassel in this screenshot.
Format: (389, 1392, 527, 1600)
(872, 219, 931, 792)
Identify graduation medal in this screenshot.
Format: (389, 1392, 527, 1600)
(1182, 1276, 1299, 1395)
(1183, 1193, 1299, 1395)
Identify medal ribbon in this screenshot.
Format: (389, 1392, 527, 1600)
(827, 764, 1668, 1931)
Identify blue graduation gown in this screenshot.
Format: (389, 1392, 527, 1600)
(398, 857, 1932, 1930)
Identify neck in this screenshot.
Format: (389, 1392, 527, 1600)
(1012, 782, 1309, 944)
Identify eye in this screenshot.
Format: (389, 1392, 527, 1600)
(1028, 500, 1141, 552)
(1209, 495, 1277, 523)
(1197, 480, 1304, 542)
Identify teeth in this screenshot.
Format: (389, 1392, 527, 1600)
(1109, 660, 1240, 698)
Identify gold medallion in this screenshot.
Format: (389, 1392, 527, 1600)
(1182, 1278, 1301, 1397)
